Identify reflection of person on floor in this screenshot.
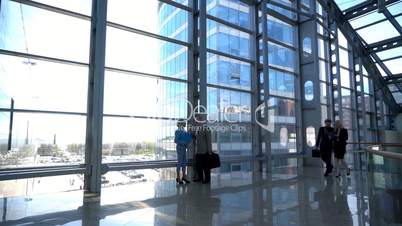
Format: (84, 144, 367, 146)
(176, 185, 220, 225)
(333, 120, 350, 177)
(315, 178, 353, 226)
(174, 121, 193, 185)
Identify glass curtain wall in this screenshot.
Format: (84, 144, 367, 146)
(206, 0, 253, 173)
(258, 0, 300, 168)
(0, 0, 91, 168)
(103, 0, 189, 163)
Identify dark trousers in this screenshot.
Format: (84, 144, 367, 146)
(320, 149, 333, 172)
(196, 154, 211, 182)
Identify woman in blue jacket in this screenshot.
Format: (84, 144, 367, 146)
(174, 121, 193, 184)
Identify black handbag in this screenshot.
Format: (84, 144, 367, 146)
(312, 148, 320, 158)
(207, 152, 221, 169)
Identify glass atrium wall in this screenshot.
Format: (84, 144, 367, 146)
(0, 0, 398, 195)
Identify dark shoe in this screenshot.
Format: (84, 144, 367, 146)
(182, 178, 190, 184)
(336, 173, 341, 178)
(176, 178, 184, 184)
(193, 179, 202, 183)
(347, 168, 351, 176)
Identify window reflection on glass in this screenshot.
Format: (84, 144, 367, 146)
(267, 0, 297, 20)
(207, 0, 251, 29)
(106, 27, 188, 79)
(268, 42, 295, 72)
(207, 87, 251, 123)
(0, 1, 90, 62)
(268, 15, 295, 46)
(304, 81, 314, 101)
(306, 126, 315, 147)
(269, 69, 295, 99)
(107, 0, 189, 42)
(268, 97, 296, 124)
(211, 125, 252, 157)
(207, 53, 251, 90)
(303, 37, 312, 57)
(0, 174, 83, 197)
(271, 125, 297, 154)
(207, 19, 251, 59)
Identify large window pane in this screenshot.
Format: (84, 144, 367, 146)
(0, 113, 9, 154)
(267, 15, 295, 46)
(0, 54, 88, 112)
(339, 48, 350, 67)
(207, 0, 251, 29)
(268, 98, 296, 125)
(268, 42, 295, 72)
(207, 19, 251, 59)
(207, 87, 251, 123)
(104, 71, 187, 118)
(207, 53, 251, 90)
(108, 1, 189, 42)
(34, 0, 92, 15)
(103, 117, 178, 163)
(1, 113, 86, 168)
(267, 0, 297, 20)
(271, 125, 297, 154)
(319, 60, 328, 81)
(340, 68, 351, 88)
(0, 1, 90, 62)
(269, 69, 295, 99)
(341, 88, 352, 108)
(357, 21, 399, 44)
(211, 124, 252, 157)
(106, 27, 188, 79)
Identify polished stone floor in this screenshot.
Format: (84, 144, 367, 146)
(1, 167, 401, 226)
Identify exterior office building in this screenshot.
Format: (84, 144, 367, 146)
(157, 0, 254, 172)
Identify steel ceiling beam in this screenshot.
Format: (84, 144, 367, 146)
(383, 8, 402, 35)
(343, 0, 400, 20)
(317, 0, 400, 113)
(367, 36, 402, 53)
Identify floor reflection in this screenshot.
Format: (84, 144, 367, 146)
(0, 167, 401, 226)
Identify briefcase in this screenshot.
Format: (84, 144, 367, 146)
(207, 152, 221, 169)
(312, 148, 320, 158)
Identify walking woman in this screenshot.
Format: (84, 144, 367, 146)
(334, 120, 350, 177)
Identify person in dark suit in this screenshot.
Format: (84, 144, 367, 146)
(315, 119, 335, 177)
(191, 114, 213, 184)
(334, 120, 350, 177)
